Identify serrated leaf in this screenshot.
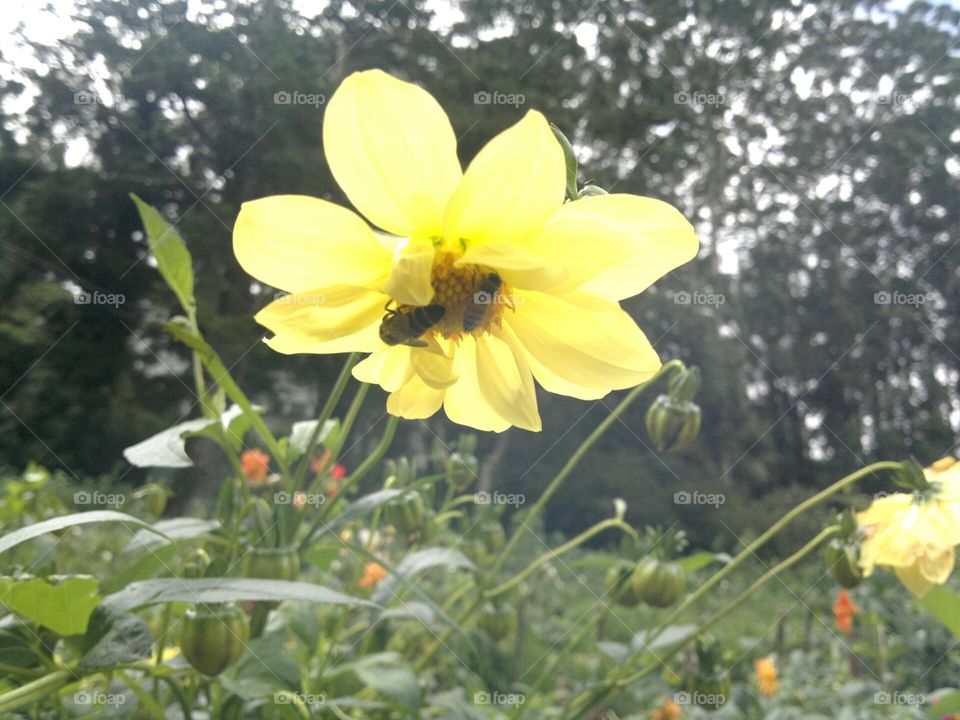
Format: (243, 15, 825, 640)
(102, 577, 376, 613)
(0, 511, 166, 555)
(372, 548, 474, 605)
(130, 194, 194, 311)
(0, 576, 100, 636)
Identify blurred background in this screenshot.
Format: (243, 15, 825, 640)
(0, 0, 957, 550)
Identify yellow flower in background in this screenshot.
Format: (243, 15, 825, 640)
(234, 69, 698, 431)
(754, 656, 778, 696)
(857, 457, 960, 596)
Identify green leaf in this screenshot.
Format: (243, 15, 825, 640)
(321, 489, 403, 536)
(0, 576, 100, 636)
(219, 636, 302, 700)
(928, 690, 960, 719)
(79, 606, 153, 670)
(130, 194, 194, 312)
(0, 511, 166, 555)
(372, 548, 474, 605)
(125, 518, 220, 552)
(678, 551, 731, 573)
(347, 653, 421, 710)
(631, 624, 697, 654)
(288, 419, 341, 459)
(123, 405, 258, 468)
(918, 585, 960, 638)
(103, 542, 180, 594)
(102, 577, 377, 613)
(550, 123, 580, 201)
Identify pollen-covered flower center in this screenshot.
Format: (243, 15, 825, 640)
(428, 252, 510, 338)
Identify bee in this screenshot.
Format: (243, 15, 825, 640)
(463, 272, 503, 332)
(379, 302, 446, 347)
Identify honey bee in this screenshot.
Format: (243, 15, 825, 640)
(463, 272, 503, 332)
(379, 302, 446, 347)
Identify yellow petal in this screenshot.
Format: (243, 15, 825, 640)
(444, 110, 564, 246)
(454, 242, 569, 292)
(323, 69, 462, 237)
(410, 343, 458, 390)
(379, 237, 436, 306)
(353, 345, 414, 392)
(526, 194, 699, 299)
(505, 291, 661, 399)
(256, 285, 386, 354)
(895, 563, 935, 597)
(443, 337, 511, 432)
(387, 373, 445, 420)
(233, 195, 390, 293)
(476, 329, 541, 431)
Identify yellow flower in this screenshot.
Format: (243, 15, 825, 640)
(234, 70, 698, 431)
(754, 656, 778, 696)
(857, 457, 960, 596)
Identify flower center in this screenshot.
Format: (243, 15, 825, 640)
(428, 252, 511, 339)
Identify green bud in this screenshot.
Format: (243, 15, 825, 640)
(892, 457, 929, 492)
(668, 365, 701, 403)
(645, 395, 702, 453)
(823, 539, 863, 589)
(384, 491, 426, 535)
(183, 549, 211, 579)
(579, 183, 608, 196)
(549, 123, 580, 201)
(446, 452, 478, 491)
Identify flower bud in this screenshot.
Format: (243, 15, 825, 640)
(384, 491, 426, 535)
(579, 183, 609, 196)
(668, 366, 701, 403)
(646, 395, 702, 453)
(823, 539, 863, 589)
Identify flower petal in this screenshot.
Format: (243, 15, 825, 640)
(233, 195, 390, 293)
(353, 345, 414, 392)
(505, 290, 661, 399)
(454, 243, 569, 292)
(256, 285, 386, 354)
(895, 563, 935, 597)
(323, 69, 462, 237)
(387, 373, 445, 420)
(527, 194, 699, 300)
(477, 328, 541, 431)
(379, 237, 436, 306)
(444, 110, 565, 246)
(410, 342, 458, 390)
(443, 336, 511, 432)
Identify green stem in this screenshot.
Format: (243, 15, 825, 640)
(119, 671, 166, 720)
(486, 519, 640, 598)
(0, 670, 73, 715)
(292, 353, 359, 490)
(492, 360, 683, 574)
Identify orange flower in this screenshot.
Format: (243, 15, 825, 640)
(331, 463, 346, 482)
(241, 449, 270, 485)
(293, 492, 306, 510)
(312, 449, 347, 482)
(754, 656, 778, 696)
(652, 699, 682, 720)
(359, 562, 387, 590)
(832, 590, 858, 637)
